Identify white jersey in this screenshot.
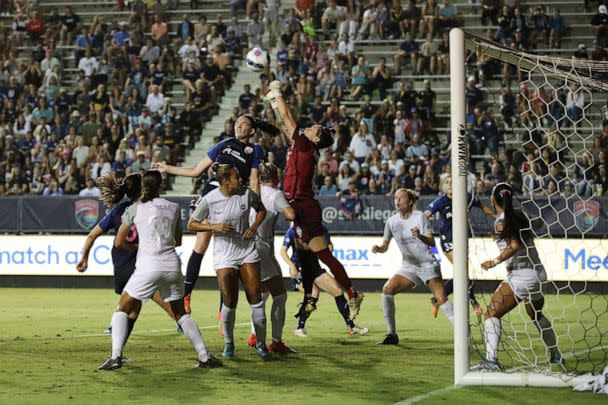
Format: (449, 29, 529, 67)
(191, 187, 262, 269)
(251, 184, 290, 251)
(383, 210, 437, 266)
(494, 212, 544, 273)
(123, 197, 181, 273)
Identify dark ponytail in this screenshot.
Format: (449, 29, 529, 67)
(97, 173, 142, 208)
(141, 170, 162, 203)
(259, 162, 278, 183)
(492, 182, 530, 242)
(243, 114, 280, 137)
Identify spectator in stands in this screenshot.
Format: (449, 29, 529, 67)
(350, 56, 369, 100)
(247, 13, 264, 48)
(530, 5, 549, 49)
(177, 14, 194, 41)
(337, 164, 356, 192)
(60, 6, 81, 46)
(481, 0, 499, 26)
(548, 8, 566, 49)
(79, 178, 101, 197)
(393, 33, 418, 74)
(26, 10, 45, 43)
(484, 160, 507, 189)
(322, 0, 347, 38)
(592, 5, 608, 48)
(337, 33, 355, 68)
(349, 121, 376, 163)
(420, 0, 439, 38)
(566, 84, 584, 122)
(418, 33, 438, 75)
(495, 5, 514, 43)
(401, 164, 418, 189)
(437, 0, 458, 32)
(417, 79, 436, 122)
(405, 133, 428, 163)
(357, 1, 378, 40)
(319, 175, 338, 196)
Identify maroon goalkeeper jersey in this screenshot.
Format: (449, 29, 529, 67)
(283, 127, 319, 200)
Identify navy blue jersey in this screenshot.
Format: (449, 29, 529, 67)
(98, 200, 137, 269)
(207, 137, 263, 186)
(426, 193, 480, 237)
(282, 226, 331, 268)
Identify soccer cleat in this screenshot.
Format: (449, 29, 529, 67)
(471, 359, 502, 372)
(98, 356, 122, 371)
(347, 326, 369, 336)
(104, 326, 112, 334)
(217, 311, 223, 336)
(222, 342, 235, 358)
(292, 328, 308, 337)
(348, 292, 364, 320)
(177, 325, 184, 335)
(294, 298, 317, 318)
(184, 293, 192, 315)
(196, 355, 223, 368)
(247, 333, 257, 347)
(378, 334, 399, 345)
(256, 343, 271, 360)
(550, 352, 565, 365)
(268, 340, 297, 354)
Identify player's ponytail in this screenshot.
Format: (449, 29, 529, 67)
(97, 173, 141, 208)
(492, 182, 529, 242)
(243, 114, 280, 137)
(259, 162, 278, 183)
(140, 170, 162, 203)
(211, 162, 234, 184)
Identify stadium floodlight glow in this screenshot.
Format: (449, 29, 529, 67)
(450, 27, 605, 388)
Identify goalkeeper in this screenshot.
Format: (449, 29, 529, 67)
(266, 80, 364, 320)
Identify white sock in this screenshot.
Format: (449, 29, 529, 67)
(440, 301, 455, 325)
(251, 300, 267, 346)
(535, 314, 558, 355)
(250, 292, 269, 335)
(484, 317, 502, 362)
(271, 293, 287, 342)
(111, 311, 130, 359)
(382, 294, 396, 335)
(178, 314, 210, 362)
(221, 304, 236, 344)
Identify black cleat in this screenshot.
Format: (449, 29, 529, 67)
(196, 355, 223, 368)
(294, 298, 317, 318)
(98, 356, 122, 370)
(378, 334, 399, 345)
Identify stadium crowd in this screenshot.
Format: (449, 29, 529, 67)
(0, 0, 607, 199)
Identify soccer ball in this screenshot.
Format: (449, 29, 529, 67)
(246, 47, 270, 72)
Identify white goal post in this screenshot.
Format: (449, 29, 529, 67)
(449, 27, 602, 388)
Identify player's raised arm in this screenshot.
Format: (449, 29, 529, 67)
(155, 155, 213, 178)
(266, 80, 297, 140)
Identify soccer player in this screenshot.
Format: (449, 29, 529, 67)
(245, 162, 297, 354)
(98, 171, 222, 370)
(188, 163, 270, 360)
(280, 225, 369, 337)
(266, 80, 364, 319)
(76, 173, 174, 331)
(424, 175, 495, 318)
(372, 188, 454, 345)
(473, 183, 562, 371)
(156, 114, 277, 313)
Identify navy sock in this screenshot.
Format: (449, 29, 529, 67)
(184, 251, 204, 295)
(125, 317, 137, 340)
(444, 279, 454, 296)
(335, 295, 355, 328)
(297, 312, 311, 329)
(218, 293, 223, 312)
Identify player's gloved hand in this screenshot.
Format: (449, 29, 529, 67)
(268, 80, 281, 91)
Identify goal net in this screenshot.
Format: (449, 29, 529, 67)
(449, 28, 608, 387)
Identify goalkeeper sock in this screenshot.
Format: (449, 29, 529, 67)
(484, 317, 502, 362)
(382, 294, 396, 335)
(335, 295, 355, 328)
(315, 248, 353, 292)
(440, 301, 455, 325)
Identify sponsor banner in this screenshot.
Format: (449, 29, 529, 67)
(1, 235, 607, 282)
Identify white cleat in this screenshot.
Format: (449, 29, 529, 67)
(292, 328, 308, 337)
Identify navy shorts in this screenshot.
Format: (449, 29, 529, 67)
(114, 257, 136, 294)
(440, 233, 453, 254)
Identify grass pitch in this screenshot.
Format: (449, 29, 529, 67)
(0, 288, 605, 404)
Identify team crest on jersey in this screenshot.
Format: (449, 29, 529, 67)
(75, 199, 99, 230)
(244, 146, 253, 154)
(573, 200, 600, 232)
(241, 204, 246, 210)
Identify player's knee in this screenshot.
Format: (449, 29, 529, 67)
(382, 285, 395, 295)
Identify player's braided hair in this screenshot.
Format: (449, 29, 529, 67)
(96, 173, 142, 208)
(211, 163, 235, 184)
(259, 162, 279, 183)
(242, 114, 281, 137)
(141, 170, 162, 203)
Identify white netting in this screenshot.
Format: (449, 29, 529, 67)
(462, 33, 608, 376)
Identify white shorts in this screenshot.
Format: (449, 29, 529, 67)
(214, 245, 260, 271)
(258, 246, 282, 282)
(124, 270, 184, 303)
(396, 262, 442, 287)
(504, 267, 547, 301)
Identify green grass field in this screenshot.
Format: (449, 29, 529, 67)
(0, 288, 605, 404)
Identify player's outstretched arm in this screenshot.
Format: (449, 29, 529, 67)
(266, 80, 297, 140)
(155, 156, 213, 178)
(280, 245, 300, 280)
(76, 225, 105, 272)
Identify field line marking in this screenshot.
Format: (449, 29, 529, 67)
(0, 322, 250, 344)
(393, 385, 460, 405)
